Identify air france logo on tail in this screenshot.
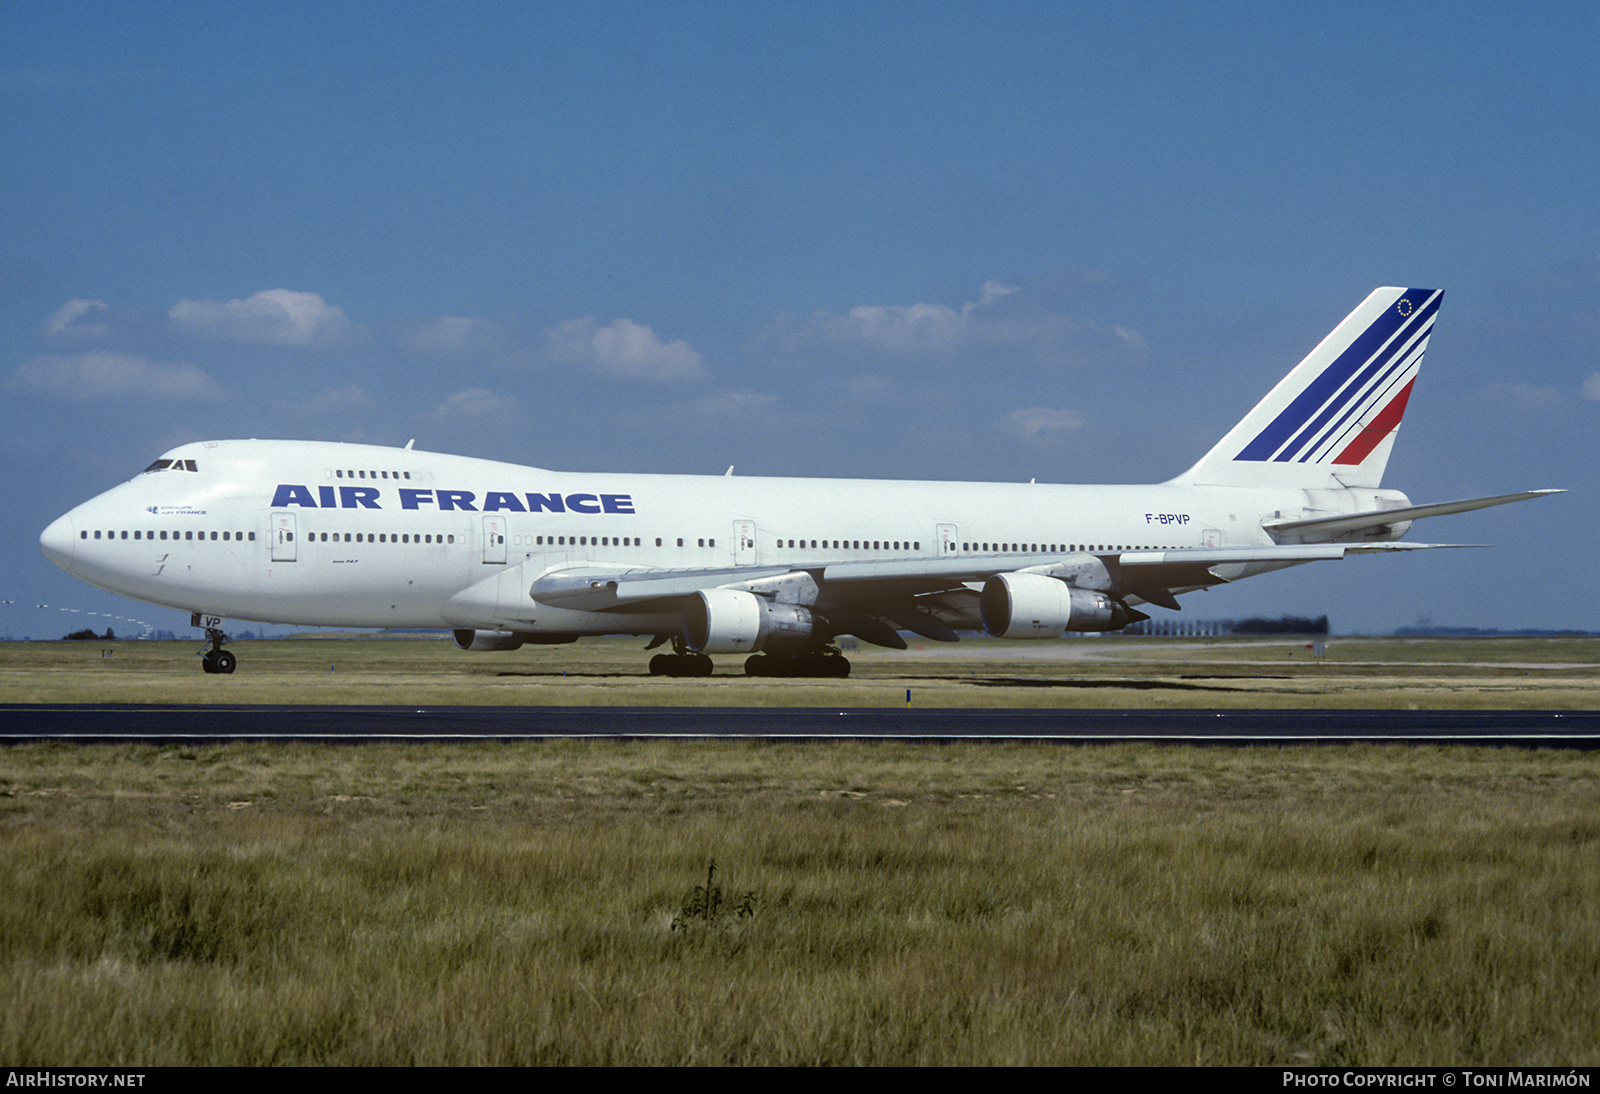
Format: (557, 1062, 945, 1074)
(1235, 288, 1440, 467)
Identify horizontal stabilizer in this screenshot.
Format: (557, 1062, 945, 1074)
(1263, 489, 1564, 538)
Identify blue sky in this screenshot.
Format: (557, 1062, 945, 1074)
(4, 1, 1596, 639)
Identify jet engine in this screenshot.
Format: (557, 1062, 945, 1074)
(682, 589, 818, 654)
(452, 629, 526, 652)
(979, 572, 1134, 638)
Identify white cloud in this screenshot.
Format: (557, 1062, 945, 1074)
(298, 383, 375, 416)
(751, 280, 1146, 370)
(1001, 406, 1086, 443)
(431, 387, 517, 420)
(1482, 381, 1563, 408)
(45, 298, 114, 340)
(396, 315, 505, 357)
(545, 316, 706, 381)
(842, 374, 898, 401)
(1583, 372, 1600, 401)
(1111, 325, 1148, 352)
(169, 289, 362, 347)
(8, 352, 223, 402)
(693, 388, 778, 417)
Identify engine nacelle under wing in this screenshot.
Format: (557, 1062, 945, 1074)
(979, 572, 1133, 638)
(453, 629, 526, 652)
(683, 589, 817, 654)
(452, 628, 582, 651)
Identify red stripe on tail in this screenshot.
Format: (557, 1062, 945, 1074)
(1333, 379, 1415, 466)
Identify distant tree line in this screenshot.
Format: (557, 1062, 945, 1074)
(62, 628, 115, 641)
(1123, 615, 1330, 637)
(1231, 615, 1329, 635)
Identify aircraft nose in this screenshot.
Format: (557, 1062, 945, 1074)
(40, 513, 77, 573)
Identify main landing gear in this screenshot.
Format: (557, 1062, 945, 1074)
(648, 636, 714, 677)
(742, 646, 851, 678)
(199, 626, 236, 674)
(644, 637, 852, 678)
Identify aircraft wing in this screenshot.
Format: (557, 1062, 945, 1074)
(524, 540, 1480, 636)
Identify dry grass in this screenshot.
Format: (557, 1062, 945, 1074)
(2, 634, 1597, 708)
(2, 740, 1597, 1065)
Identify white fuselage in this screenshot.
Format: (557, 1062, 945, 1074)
(38, 438, 1361, 635)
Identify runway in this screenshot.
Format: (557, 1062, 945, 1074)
(2, 705, 1597, 747)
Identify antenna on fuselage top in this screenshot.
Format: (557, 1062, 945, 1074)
(725, 466, 734, 476)
(405, 439, 415, 450)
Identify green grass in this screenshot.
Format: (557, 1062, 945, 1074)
(3, 634, 1597, 707)
(2, 740, 1597, 1065)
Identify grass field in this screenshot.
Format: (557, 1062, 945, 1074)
(1, 739, 1597, 1065)
(2, 637, 1596, 1065)
(3, 633, 1598, 708)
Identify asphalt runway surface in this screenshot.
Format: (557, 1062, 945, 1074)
(2, 705, 1597, 747)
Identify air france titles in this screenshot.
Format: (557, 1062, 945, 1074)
(268, 486, 635, 514)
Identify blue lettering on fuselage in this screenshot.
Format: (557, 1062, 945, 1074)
(271, 484, 636, 513)
(340, 486, 381, 509)
(483, 491, 525, 512)
(271, 484, 317, 507)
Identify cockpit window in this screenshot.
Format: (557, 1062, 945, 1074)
(140, 458, 198, 474)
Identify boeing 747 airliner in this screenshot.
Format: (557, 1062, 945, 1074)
(39, 288, 1558, 676)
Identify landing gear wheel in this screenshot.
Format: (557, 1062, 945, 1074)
(198, 625, 234, 675)
(742, 649, 851, 678)
(648, 652, 715, 677)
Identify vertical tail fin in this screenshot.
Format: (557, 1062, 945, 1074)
(1172, 287, 1442, 489)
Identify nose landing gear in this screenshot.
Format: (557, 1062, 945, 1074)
(198, 625, 236, 674)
